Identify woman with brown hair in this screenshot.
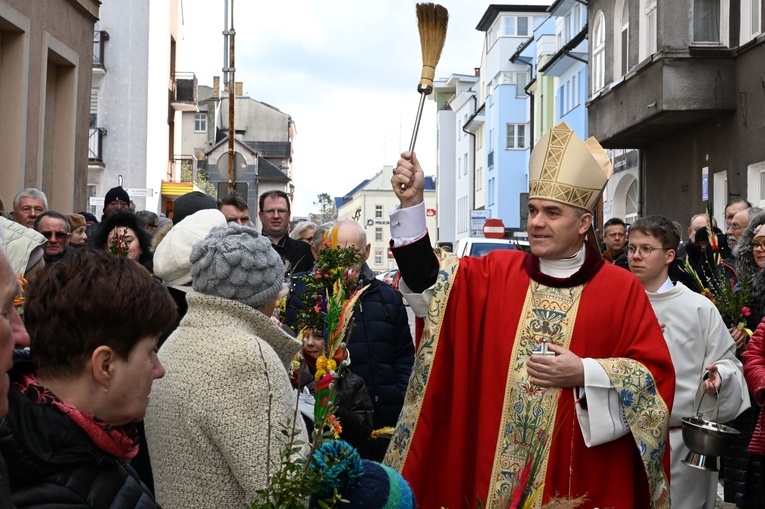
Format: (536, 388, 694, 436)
(0, 249, 177, 508)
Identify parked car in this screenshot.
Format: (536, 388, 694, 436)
(375, 269, 397, 283)
(382, 269, 399, 286)
(454, 237, 530, 258)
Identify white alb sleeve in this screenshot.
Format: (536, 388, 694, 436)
(576, 357, 630, 446)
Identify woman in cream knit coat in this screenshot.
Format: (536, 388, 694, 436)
(144, 224, 306, 508)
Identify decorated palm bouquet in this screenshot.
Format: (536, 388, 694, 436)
(252, 226, 368, 508)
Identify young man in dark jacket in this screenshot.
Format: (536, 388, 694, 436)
(284, 220, 414, 461)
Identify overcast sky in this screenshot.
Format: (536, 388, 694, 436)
(178, 1, 543, 216)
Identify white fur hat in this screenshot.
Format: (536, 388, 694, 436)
(153, 209, 226, 286)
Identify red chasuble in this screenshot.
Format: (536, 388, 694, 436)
(384, 245, 675, 509)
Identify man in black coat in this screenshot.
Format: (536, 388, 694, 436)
(258, 190, 314, 274)
(284, 220, 414, 461)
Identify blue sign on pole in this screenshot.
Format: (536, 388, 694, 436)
(701, 167, 709, 201)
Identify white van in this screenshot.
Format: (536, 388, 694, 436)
(454, 237, 530, 258)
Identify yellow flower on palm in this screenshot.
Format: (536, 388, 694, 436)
(326, 359, 337, 372)
(316, 355, 327, 371)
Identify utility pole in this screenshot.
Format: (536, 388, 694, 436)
(223, 0, 236, 195)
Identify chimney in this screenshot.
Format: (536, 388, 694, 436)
(235, 81, 243, 96)
(213, 76, 220, 98)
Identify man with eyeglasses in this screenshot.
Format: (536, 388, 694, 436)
(258, 190, 313, 274)
(728, 207, 762, 252)
(10, 189, 47, 229)
(33, 211, 73, 264)
(627, 214, 749, 509)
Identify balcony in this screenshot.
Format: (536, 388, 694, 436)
(587, 55, 735, 148)
(88, 127, 106, 165)
(93, 31, 109, 74)
(171, 72, 199, 112)
(538, 27, 588, 77)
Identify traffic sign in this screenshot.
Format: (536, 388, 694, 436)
(483, 218, 505, 239)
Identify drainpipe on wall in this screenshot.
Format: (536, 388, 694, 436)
(462, 93, 479, 211)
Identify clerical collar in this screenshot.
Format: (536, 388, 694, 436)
(523, 241, 605, 288)
(539, 244, 586, 278)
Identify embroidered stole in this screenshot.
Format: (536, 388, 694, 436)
(385, 250, 671, 509)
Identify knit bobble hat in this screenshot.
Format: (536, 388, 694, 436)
(190, 224, 284, 308)
(154, 209, 226, 286)
(309, 440, 415, 509)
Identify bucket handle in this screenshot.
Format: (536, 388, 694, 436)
(695, 370, 720, 421)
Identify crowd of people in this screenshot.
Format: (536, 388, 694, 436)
(0, 184, 414, 508)
(1, 121, 765, 507)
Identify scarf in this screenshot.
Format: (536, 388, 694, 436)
(14, 373, 139, 460)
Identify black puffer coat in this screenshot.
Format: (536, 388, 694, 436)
(0, 352, 159, 508)
(285, 265, 414, 431)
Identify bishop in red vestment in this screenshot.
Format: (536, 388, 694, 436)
(387, 122, 675, 509)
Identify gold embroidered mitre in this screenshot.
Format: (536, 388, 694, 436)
(528, 121, 613, 212)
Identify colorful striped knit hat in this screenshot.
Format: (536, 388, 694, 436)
(310, 440, 415, 509)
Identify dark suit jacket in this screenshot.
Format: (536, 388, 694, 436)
(273, 233, 314, 275)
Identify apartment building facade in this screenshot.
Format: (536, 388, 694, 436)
(0, 0, 100, 213)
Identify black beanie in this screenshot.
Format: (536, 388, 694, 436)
(104, 186, 130, 211)
(173, 191, 217, 225)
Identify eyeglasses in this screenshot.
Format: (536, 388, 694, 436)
(262, 208, 289, 216)
(753, 242, 765, 251)
(626, 245, 671, 258)
(40, 231, 70, 240)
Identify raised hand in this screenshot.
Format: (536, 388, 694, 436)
(391, 151, 426, 208)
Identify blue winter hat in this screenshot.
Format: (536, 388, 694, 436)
(309, 440, 415, 509)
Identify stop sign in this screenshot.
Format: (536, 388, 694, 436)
(483, 218, 505, 239)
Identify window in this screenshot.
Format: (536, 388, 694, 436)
(458, 157, 462, 179)
(646, 0, 657, 55)
(375, 227, 383, 242)
(458, 120, 462, 140)
(87, 185, 97, 215)
(464, 152, 468, 176)
(564, 12, 572, 41)
(90, 90, 98, 127)
(194, 113, 207, 133)
(375, 205, 383, 218)
(488, 178, 495, 206)
(506, 124, 527, 150)
(502, 71, 528, 98)
(753, 0, 762, 36)
(693, 0, 721, 42)
(621, 1, 630, 75)
(374, 249, 382, 265)
(573, 74, 579, 107)
(742, 0, 762, 42)
(504, 16, 530, 36)
(593, 12, 606, 92)
(477, 166, 483, 191)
